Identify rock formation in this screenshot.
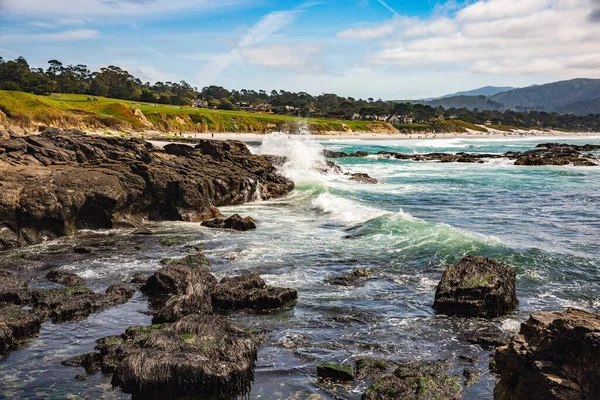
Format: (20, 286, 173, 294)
(494, 308, 600, 400)
(0, 129, 293, 250)
(433, 256, 518, 318)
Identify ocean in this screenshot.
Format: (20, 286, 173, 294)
(1, 134, 599, 399)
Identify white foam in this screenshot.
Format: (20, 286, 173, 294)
(311, 192, 388, 225)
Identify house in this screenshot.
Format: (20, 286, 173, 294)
(192, 100, 208, 108)
(236, 102, 251, 110)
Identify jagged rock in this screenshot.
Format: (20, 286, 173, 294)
(61, 352, 103, 374)
(130, 272, 149, 285)
(362, 360, 462, 400)
(494, 308, 600, 400)
(202, 214, 257, 231)
(160, 252, 210, 269)
(463, 368, 480, 386)
(0, 304, 45, 355)
(433, 256, 518, 318)
(141, 261, 216, 296)
(0, 130, 293, 250)
(348, 173, 379, 184)
(73, 246, 91, 254)
(46, 270, 86, 286)
(163, 143, 195, 156)
(31, 284, 136, 323)
(158, 236, 190, 247)
(0, 269, 31, 304)
(212, 273, 298, 311)
(317, 363, 355, 382)
(326, 268, 371, 286)
(315, 160, 344, 175)
(69, 314, 262, 399)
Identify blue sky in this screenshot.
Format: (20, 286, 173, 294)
(1, 0, 599, 99)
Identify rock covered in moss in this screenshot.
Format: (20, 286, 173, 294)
(356, 358, 396, 379)
(81, 314, 263, 399)
(494, 308, 600, 400)
(46, 270, 85, 286)
(212, 273, 298, 311)
(141, 260, 216, 296)
(0, 304, 45, 355)
(31, 284, 135, 323)
(433, 256, 518, 318)
(0, 269, 31, 304)
(317, 363, 355, 382)
(326, 268, 371, 287)
(362, 361, 462, 400)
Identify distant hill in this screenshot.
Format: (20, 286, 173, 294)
(436, 86, 515, 99)
(417, 79, 600, 115)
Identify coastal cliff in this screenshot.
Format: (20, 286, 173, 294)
(0, 128, 293, 250)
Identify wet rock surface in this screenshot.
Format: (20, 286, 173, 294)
(494, 308, 600, 400)
(433, 256, 518, 318)
(326, 268, 372, 286)
(0, 269, 31, 304)
(0, 129, 293, 250)
(362, 360, 462, 400)
(324, 143, 600, 166)
(0, 304, 45, 355)
(317, 362, 356, 382)
(201, 214, 257, 231)
(347, 173, 379, 184)
(46, 270, 85, 286)
(212, 273, 298, 311)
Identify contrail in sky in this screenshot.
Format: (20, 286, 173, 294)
(139, 44, 174, 62)
(375, 0, 399, 16)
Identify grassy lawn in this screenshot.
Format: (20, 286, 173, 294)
(0, 91, 393, 134)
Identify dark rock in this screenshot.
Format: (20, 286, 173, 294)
(0, 304, 45, 355)
(158, 236, 189, 247)
(0, 130, 293, 249)
(494, 308, 600, 400)
(317, 362, 355, 382)
(0, 269, 31, 304)
(62, 352, 103, 374)
(130, 272, 149, 285)
(31, 284, 135, 323)
(356, 358, 396, 379)
(348, 173, 379, 184)
(46, 270, 86, 286)
(91, 314, 262, 399)
(141, 262, 216, 297)
(202, 214, 257, 231)
(463, 368, 480, 386)
(163, 143, 195, 156)
(433, 256, 518, 318)
(131, 226, 153, 235)
(326, 268, 371, 287)
(362, 360, 462, 400)
(73, 246, 91, 254)
(314, 160, 344, 175)
(152, 285, 213, 323)
(212, 273, 298, 311)
(160, 252, 210, 269)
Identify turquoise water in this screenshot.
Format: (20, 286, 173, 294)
(1, 135, 599, 399)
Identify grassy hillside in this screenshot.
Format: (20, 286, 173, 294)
(0, 91, 396, 134)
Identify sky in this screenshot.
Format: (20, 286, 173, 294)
(1, 0, 599, 99)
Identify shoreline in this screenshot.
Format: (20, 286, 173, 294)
(162, 131, 600, 142)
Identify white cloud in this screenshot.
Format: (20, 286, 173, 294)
(240, 43, 324, 72)
(2, 0, 248, 18)
(337, 21, 396, 40)
(28, 21, 56, 29)
(340, 0, 600, 78)
(0, 29, 99, 42)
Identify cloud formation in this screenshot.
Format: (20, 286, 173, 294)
(0, 29, 99, 42)
(340, 0, 600, 78)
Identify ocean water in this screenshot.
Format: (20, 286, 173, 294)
(1, 134, 600, 399)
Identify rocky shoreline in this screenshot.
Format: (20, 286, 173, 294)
(1, 130, 599, 399)
(324, 142, 600, 166)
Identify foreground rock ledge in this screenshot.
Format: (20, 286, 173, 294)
(433, 256, 518, 318)
(494, 308, 600, 400)
(0, 129, 293, 250)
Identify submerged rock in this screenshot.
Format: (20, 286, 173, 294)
(0, 304, 45, 355)
(326, 268, 372, 287)
(212, 273, 298, 311)
(362, 360, 462, 400)
(46, 270, 85, 286)
(433, 256, 518, 318)
(0, 129, 293, 250)
(494, 308, 600, 400)
(317, 363, 355, 382)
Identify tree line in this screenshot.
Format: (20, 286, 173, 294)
(1, 56, 599, 132)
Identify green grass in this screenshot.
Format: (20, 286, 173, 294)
(488, 124, 517, 132)
(0, 90, 394, 134)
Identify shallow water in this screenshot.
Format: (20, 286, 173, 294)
(1, 135, 599, 399)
